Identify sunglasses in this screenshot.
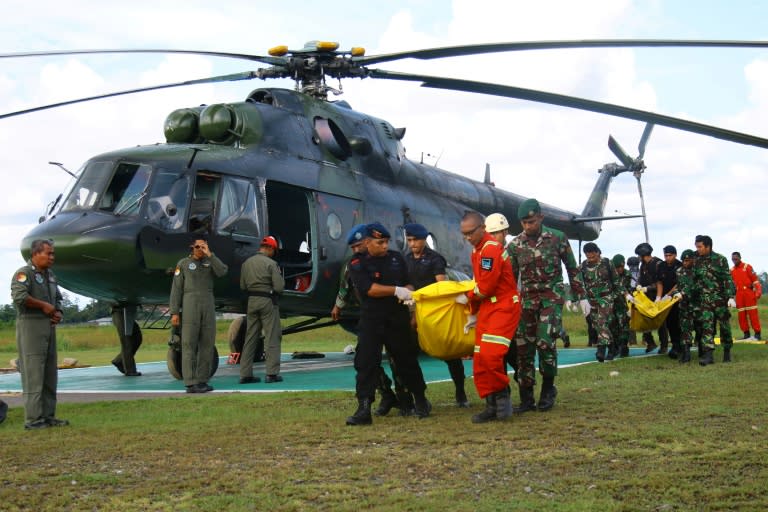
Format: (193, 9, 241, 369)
(192, 244, 206, 249)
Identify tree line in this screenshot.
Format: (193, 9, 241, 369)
(0, 294, 113, 326)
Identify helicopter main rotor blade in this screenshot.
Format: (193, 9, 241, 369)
(0, 71, 259, 120)
(368, 69, 768, 150)
(638, 123, 654, 159)
(0, 48, 285, 66)
(608, 136, 634, 168)
(358, 39, 768, 66)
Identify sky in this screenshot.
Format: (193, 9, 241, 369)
(1, 0, 767, 305)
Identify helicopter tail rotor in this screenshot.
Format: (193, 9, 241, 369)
(607, 123, 654, 243)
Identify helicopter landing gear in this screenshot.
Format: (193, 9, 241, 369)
(166, 324, 220, 380)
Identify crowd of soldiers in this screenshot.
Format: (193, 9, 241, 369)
(576, 237, 762, 367)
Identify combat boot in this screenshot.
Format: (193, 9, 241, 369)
(494, 388, 512, 420)
(596, 345, 606, 363)
(679, 345, 691, 364)
(397, 392, 416, 417)
(346, 398, 373, 426)
(413, 394, 432, 419)
(619, 344, 630, 358)
(455, 389, 470, 408)
(755, 331, 762, 341)
(723, 347, 732, 363)
(699, 348, 714, 366)
(740, 331, 751, 341)
(645, 340, 658, 353)
(472, 395, 497, 423)
(668, 342, 679, 360)
(606, 343, 617, 361)
(374, 389, 399, 416)
(537, 378, 557, 412)
(513, 386, 536, 414)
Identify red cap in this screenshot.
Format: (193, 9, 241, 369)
(261, 236, 278, 249)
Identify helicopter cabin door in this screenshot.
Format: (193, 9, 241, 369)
(264, 181, 315, 293)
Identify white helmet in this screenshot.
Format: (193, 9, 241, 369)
(485, 213, 509, 233)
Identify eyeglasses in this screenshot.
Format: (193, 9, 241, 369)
(461, 225, 482, 238)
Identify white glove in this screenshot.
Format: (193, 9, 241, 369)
(672, 292, 683, 301)
(661, 295, 672, 302)
(627, 309, 632, 317)
(394, 286, 412, 301)
(578, 299, 591, 318)
(403, 299, 415, 307)
(727, 298, 736, 308)
(463, 314, 477, 334)
(624, 293, 635, 304)
(654, 297, 661, 303)
(565, 300, 577, 313)
(636, 285, 647, 293)
(454, 294, 469, 304)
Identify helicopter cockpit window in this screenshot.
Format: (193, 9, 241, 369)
(60, 161, 114, 213)
(146, 171, 190, 231)
(216, 177, 259, 237)
(109, 164, 152, 216)
(313, 117, 351, 160)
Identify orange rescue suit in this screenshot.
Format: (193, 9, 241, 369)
(731, 261, 761, 334)
(468, 232, 521, 398)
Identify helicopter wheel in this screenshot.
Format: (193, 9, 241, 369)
(226, 315, 265, 362)
(166, 345, 220, 380)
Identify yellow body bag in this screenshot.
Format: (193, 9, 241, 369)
(411, 280, 476, 360)
(629, 291, 679, 332)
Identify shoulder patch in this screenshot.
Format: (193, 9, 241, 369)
(15, 272, 27, 283)
(481, 257, 493, 271)
(174, 267, 181, 276)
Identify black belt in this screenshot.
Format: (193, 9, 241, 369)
(248, 291, 273, 298)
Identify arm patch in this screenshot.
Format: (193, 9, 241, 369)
(480, 257, 493, 271)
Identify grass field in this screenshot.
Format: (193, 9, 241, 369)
(1, 303, 766, 510)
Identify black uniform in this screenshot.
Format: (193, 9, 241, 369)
(349, 250, 427, 402)
(657, 258, 682, 354)
(638, 256, 668, 350)
(405, 247, 467, 405)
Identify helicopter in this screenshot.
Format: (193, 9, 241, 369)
(4, 39, 768, 378)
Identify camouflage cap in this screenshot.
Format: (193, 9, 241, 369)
(681, 249, 695, 260)
(612, 254, 625, 267)
(517, 198, 541, 220)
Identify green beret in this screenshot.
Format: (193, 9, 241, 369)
(518, 198, 541, 220)
(681, 249, 695, 260)
(612, 254, 625, 267)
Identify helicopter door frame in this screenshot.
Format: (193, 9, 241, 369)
(261, 180, 316, 294)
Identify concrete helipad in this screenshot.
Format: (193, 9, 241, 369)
(0, 348, 650, 395)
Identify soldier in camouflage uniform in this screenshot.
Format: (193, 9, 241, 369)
(610, 254, 634, 358)
(672, 249, 700, 363)
(693, 235, 736, 365)
(508, 199, 588, 412)
(580, 243, 621, 362)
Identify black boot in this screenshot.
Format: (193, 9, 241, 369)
(755, 331, 762, 341)
(562, 333, 571, 348)
(619, 344, 630, 358)
(472, 395, 497, 423)
(596, 345, 606, 362)
(374, 389, 399, 416)
(455, 388, 470, 408)
(679, 345, 691, 364)
(668, 342, 679, 360)
(346, 398, 373, 426)
(741, 331, 751, 340)
(537, 378, 557, 412)
(397, 392, 416, 417)
(606, 343, 617, 361)
(494, 388, 512, 420)
(513, 386, 537, 414)
(723, 347, 732, 363)
(413, 393, 432, 419)
(699, 348, 714, 366)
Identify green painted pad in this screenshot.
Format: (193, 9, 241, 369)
(0, 348, 649, 394)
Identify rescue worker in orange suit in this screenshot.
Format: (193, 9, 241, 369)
(731, 252, 762, 341)
(458, 212, 521, 423)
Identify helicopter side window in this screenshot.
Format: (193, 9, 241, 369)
(146, 171, 190, 232)
(189, 174, 221, 234)
(216, 177, 259, 237)
(60, 160, 114, 212)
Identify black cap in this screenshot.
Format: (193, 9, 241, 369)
(583, 242, 600, 254)
(627, 256, 640, 267)
(634, 242, 653, 257)
(663, 245, 677, 255)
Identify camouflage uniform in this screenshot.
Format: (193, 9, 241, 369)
(611, 266, 633, 357)
(695, 251, 735, 355)
(676, 264, 701, 348)
(508, 226, 586, 387)
(580, 257, 620, 354)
